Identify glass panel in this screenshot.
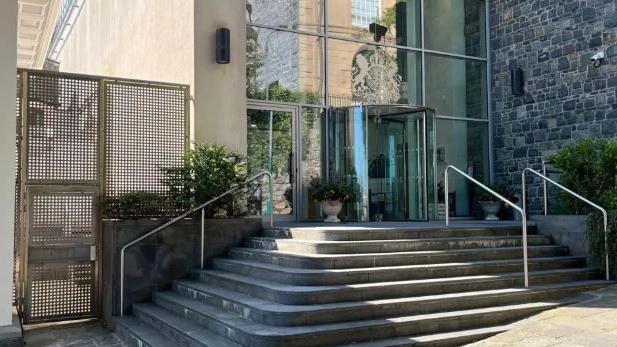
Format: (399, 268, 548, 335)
(435, 119, 489, 217)
(424, 0, 486, 57)
(246, 0, 323, 33)
(327, 106, 369, 221)
(300, 107, 325, 220)
(327, 0, 421, 47)
(327, 40, 422, 106)
(247, 109, 295, 216)
(247, 27, 324, 104)
(425, 55, 487, 119)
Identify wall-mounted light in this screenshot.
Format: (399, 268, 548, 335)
(216, 28, 230, 64)
(591, 51, 605, 67)
(510, 67, 525, 96)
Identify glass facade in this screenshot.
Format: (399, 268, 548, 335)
(246, 0, 490, 219)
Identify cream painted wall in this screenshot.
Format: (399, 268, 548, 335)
(193, 0, 247, 154)
(57, 0, 196, 137)
(0, 0, 17, 327)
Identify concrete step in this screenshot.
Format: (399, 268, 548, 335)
(264, 225, 536, 241)
(132, 304, 242, 347)
(169, 279, 610, 326)
(114, 316, 182, 347)
(192, 268, 601, 305)
(228, 245, 570, 269)
(150, 292, 565, 347)
(246, 235, 553, 254)
(211, 256, 586, 286)
(339, 325, 513, 347)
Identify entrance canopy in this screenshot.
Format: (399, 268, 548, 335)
(326, 104, 437, 222)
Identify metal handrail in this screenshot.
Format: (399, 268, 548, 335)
(522, 168, 609, 281)
(444, 165, 529, 287)
(119, 171, 273, 316)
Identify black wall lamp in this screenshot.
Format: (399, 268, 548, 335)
(216, 28, 230, 64)
(510, 67, 525, 96)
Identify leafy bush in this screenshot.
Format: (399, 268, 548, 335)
(162, 143, 247, 214)
(101, 191, 171, 219)
(308, 176, 354, 202)
(546, 138, 617, 214)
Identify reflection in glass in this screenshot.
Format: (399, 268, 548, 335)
(424, 0, 486, 57)
(246, 27, 323, 104)
(327, 0, 421, 47)
(246, 0, 323, 33)
(425, 55, 487, 119)
(326, 105, 436, 221)
(300, 107, 325, 220)
(247, 109, 294, 215)
(327, 39, 421, 106)
(435, 119, 489, 217)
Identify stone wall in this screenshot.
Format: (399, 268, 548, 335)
(490, 0, 617, 212)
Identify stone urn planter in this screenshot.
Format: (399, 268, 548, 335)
(321, 200, 343, 223)
(479, 201, 501, 221)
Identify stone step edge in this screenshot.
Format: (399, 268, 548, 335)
(248, 234, 551, 246)
(194, 267, 600, 294)
(132, 304, 242, 347)
(171, 278, 611, 317)
(114, 316, 182, 347)
(339, 324, 514, 347)
(151, 292, 563, 341)
(212, 256, 585, 276)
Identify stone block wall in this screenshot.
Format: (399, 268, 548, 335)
(490, 0, 617, 212)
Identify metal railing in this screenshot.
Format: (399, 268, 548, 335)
(119, 171, 273, 316)
(444, 165, 529, 287)
(522, 168, 609, 281)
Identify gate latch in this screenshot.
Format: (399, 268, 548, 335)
(90, 245, 96, 261)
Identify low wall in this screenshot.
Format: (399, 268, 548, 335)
(101, 217, 262, 326)
(531, 215, 591, 261)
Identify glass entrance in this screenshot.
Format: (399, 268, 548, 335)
(247, 106, 296, 220)
(326, 105, 436, 221)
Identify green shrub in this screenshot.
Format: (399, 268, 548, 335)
(101, 191, 170, 219)
(308, 176, 354, 202)
(162, 143, 247, 215)
(546, 138, 617, 214)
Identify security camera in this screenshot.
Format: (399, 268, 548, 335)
(591, 51, 605, 67)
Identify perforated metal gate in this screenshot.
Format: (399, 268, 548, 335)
(15, 70, 189, 323)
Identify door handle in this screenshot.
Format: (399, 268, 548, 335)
(288, 153, 294, 184)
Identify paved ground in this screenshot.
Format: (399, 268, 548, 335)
(467, 285, 617, 347)
(24, 319, 125, 347)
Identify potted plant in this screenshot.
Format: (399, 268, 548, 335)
(474, 184, 516, 221)
(308, 176, 354, 223)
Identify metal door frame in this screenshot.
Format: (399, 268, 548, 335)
(247, 100, 300, 222)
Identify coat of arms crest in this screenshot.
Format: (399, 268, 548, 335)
(351, 47, 402, 104)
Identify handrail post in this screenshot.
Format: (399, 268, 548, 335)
(522, 167, 610, 282)
(445, 165, 528, 288)
(268, 172, 274, 227)
(201, 208, 205, 269)
(445, 168, 450, 227)
(542, 161, 548, 215)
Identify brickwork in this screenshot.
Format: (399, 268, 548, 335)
(490, 0, 617, 212)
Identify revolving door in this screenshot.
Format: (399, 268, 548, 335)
(326, 105, 437, 221)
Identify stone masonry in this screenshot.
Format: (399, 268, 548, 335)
(490, 0, 617, 212)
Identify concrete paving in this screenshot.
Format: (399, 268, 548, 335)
(466, 284, 617, 347)
(24, 319, 126, 347)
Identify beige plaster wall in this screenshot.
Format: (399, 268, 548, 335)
(0, 0, 17, 327)
(57, 0, 196, 137)
(193, 0, 247, 154)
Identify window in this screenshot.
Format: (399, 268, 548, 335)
(351, 0, 381, 28)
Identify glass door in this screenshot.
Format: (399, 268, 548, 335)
(247, 104, 297, 221)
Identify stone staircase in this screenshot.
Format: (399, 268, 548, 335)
(115, 224, 612, 346)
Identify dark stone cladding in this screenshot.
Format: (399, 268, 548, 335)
(489, 0, 617, 212)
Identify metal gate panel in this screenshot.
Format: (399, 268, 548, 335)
(25, 73, 98, 183)
(103, 81, 188, 197)
(24, 186, 98, 322)
(15, 69, 190, 323)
